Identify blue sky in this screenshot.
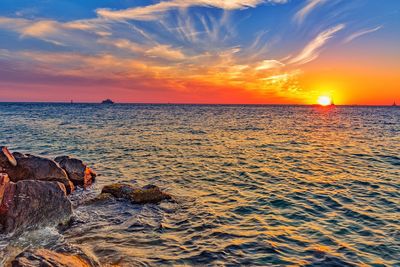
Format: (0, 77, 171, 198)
(0, 0, 399, 103)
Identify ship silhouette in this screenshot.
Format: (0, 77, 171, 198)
(101, 99, 114, 104)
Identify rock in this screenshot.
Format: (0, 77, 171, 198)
(101, 183, 172, 204)
(0, 179, 72, 234)
(0, 147, 17, 168)
(54, 156, 96, 188)
(53, 243, 100, 267)
(0, 147, 74, 194)
(0, 173, 10, 205)
(12, 248, 98, 267)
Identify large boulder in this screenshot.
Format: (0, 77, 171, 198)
(0, 175, 72, 234)
(0, 147, 74, 194)
(12, 248, 99, 267)
(54, 156, 96, 188)
(101, 183, 172, 204)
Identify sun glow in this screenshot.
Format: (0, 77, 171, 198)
(317, 96, 332, 106)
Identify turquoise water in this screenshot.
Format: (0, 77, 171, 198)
(0, 103, 399, 266)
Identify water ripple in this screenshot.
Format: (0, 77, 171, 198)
(0, 104, 399, 266)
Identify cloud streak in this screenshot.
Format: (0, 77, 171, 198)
(255, 60, 285, 70)
(343, 25, 383, 43)
(96, 0, 286, 21)
(0, 17, 106, 47)
(294, 0, 325, 24)
(289, 24, 345, 65)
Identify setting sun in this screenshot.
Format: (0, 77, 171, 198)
(317, 96, 333, 106)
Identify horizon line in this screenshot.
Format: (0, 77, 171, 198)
(0, 101, 398, 107)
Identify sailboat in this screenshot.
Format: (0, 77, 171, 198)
(392, 101, 397, 107)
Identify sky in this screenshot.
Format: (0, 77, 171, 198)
(0, 0, 399, 104)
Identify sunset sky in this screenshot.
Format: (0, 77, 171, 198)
(0, 0, 399, 104)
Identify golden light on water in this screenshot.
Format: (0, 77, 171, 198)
(317, 96, 333, 106)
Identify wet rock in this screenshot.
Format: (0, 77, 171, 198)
(0, 147, 17, 168)
(53, 243, 100, 267)
(12, 248, 98, 267)
(54, 156, 96, 188)
(0, 173, 10, 205)
(101, 183, 172, 204)
(0, 179, 72, 234)
(0, 147, 74, 194)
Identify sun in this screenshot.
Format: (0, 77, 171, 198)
(317, 96, 332, 106)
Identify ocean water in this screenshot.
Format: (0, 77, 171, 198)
(0, 103, 399, 266)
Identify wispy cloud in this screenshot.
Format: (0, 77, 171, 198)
(255, 60, 285, 70)
(289, 24, 345, 65)
(0, 17, 104, 46)
(96, 0, 285, 21)
(343, 25, 383, 43)
(97, 38, 144, 54)
(294, 0, 325, 24)
(146, 45, 186, 61)
(0, 17, 64, 45)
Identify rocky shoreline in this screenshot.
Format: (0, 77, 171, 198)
(0, 146, 173, 267)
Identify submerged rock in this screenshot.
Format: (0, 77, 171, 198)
(55, 156, 96, 188)
(12, 248, 98, 267)
(83, 193, 115, 206)
(100, 184, 172, 204)
(0, 177, 72, 234)
(0, 147, 74, 194)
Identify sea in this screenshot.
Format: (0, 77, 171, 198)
(0, 103, 399, 266)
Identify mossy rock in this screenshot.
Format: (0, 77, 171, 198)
(101, 183, 172, 204)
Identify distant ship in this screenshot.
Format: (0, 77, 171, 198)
(101, 99, 114, 104)
(392, 101, 397, 107)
